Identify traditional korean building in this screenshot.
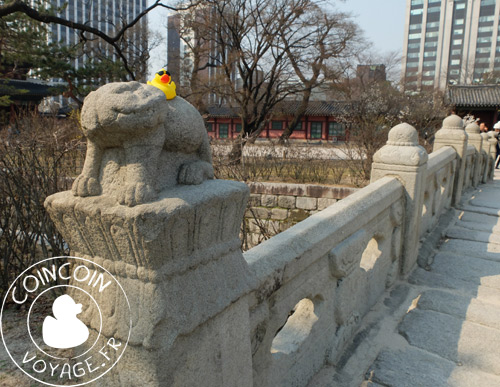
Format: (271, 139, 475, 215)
(205, 101, 350, 142)
(446, 84, 500, 128)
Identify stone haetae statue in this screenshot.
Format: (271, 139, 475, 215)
(72, 81, 214, 206)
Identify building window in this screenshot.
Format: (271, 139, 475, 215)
(453, 29, 464, 35)
(271, 121, 283, 130)
(477, 36, 492, 43)
(423, 70, 435, 76)
(424, 51, 436, 57)
(206, 123, 215, 132)
(454, 19, 464, 25)
(408, 52, 420, 58)
(407, 61, 419, 68)
(410, 8, 423, 15)
(408, 43, 420, 49)
(451, 59, 461, 66)
(411, 0, 423, 5)
(410, 23, 422, 31)
(423, 60, 436, 67)
(310, 122, 322, 139)
(478, 26, 493, 33)
(452, 49, 462, 55)
(235, 123, 242, 132)
(481, 0, 495, 5)
(409, 33, 422, 40)
(328, 122, 345, 137)
(291, 121, 303, 131)
(450, 69, 460, 75)
(455, 3, 466, 9)
(453, 39, 463, 45)
(426, 21, 440, 29)
(476, 47, 491, 54)
(422, 80, 433, 86)
(479, 15, 495, 22)
(427, 6, 440, 13)
(425, 41, 438, 48)
(426, 31, 439, 38)
(219, 123, 228, 138)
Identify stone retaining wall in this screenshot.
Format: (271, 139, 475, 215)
(243, 182, 358, 248)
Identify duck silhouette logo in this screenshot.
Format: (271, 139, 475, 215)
(42, 294, 89, 349)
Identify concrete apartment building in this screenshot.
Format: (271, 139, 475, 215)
(50, 0, 148, 75)
(402, 0, 500, 90)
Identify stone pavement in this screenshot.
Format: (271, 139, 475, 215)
(310, 170, 500, 387)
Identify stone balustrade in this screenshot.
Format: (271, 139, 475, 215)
(44, 81, 496, 387)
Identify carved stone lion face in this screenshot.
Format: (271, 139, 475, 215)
(81, 81, 165, 139)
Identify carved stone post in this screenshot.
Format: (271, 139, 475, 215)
(433, 115, 467, 206)
(488, 131, 498, 179)
(370, 123, 428, 276)
(481, 131, 491, 183)
(45, 82, 255, 386)
(465, 122, 483, 187)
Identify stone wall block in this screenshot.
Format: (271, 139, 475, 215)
(296, 197, 318, 210)
(271, 208, 288, 220)
(278, 195, 296, 209)
(317, 198, 338, 211)
(261, 194, 278, 207)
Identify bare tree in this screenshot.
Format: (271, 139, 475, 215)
(172, 0, 359, 160)
(278, 6, 360, 142)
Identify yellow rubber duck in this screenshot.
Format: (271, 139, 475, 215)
(147, 68, 177, 100)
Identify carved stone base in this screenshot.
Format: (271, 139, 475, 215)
(45, 180, 255, 386)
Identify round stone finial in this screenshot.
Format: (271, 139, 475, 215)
(442, 114, 464, 130)
(465, 122, 480, 134)
(387, 123, 418, 146)
(489, 131, 499, 139)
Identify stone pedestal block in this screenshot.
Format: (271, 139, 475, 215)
(433, 115, 467, 205)
(465, 122, 483, 187)
(371, 123, 428, 276)
(488, 131, 498, 180)
(45, 181, 254, 386)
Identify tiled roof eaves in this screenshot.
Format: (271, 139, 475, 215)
(207, 101, 350, 118)
(447, 85, 500, 108)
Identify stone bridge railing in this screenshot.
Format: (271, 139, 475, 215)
(45, 91, 497, 387)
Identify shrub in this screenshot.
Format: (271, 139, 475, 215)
(0, 113, 85, 302)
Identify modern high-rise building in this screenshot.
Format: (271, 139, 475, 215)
(402, 0, 500, 90)
(50, 0, 148, 76)
(166, 5, 238, 105)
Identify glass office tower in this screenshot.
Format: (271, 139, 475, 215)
(402, 0, 500, 90)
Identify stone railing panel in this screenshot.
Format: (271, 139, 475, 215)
(245, 177, 404, 387)
(420, 147, 456, 238)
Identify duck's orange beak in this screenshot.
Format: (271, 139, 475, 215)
(160, 74, 170, 83)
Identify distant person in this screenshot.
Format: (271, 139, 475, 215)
(480, 122, 489, 133)
(42, 294, 89, 349)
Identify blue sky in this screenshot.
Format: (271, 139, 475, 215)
(147, 0, 408, 77)
(333, 0, 407, 55)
